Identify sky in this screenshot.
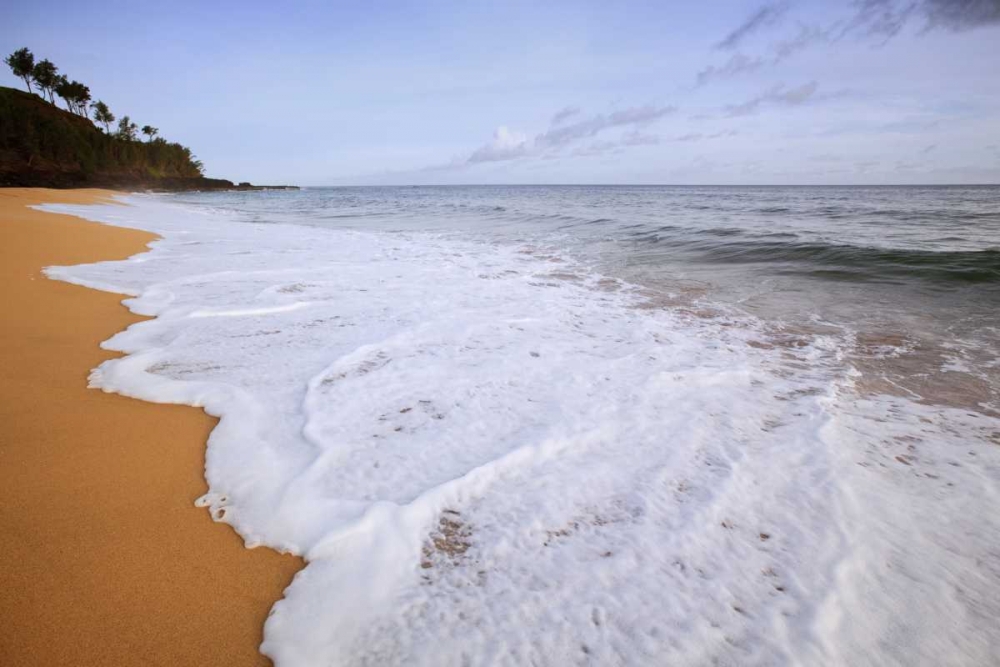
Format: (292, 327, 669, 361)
(3, 0, 1000, 185)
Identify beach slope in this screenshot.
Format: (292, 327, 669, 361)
(0, 188, 302, 666)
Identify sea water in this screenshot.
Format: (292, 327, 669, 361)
(41, 186, 1000, 666)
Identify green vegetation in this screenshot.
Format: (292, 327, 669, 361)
(92, 100, 114, 133)
(0, 86, 205, 186)
(4, 48, 34, 94)
(31, 59, 59, 104)
(2, 46, 206, 186)
(54, 77, 91, 116)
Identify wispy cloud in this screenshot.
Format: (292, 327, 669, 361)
(572, 140, 624, 157)
(464, 104, 678, 164)
(672, 129, 739, 142)
(468, 126, 530, 163)
(536, 105, 678, 148)
(699, 0, 1000, 85)
(715, 1, 790, 50)
(697, 54, 767, 86)
(551, 106, 581, 125)
(563, 125, 740, 157)
(622, 130, 662, 146)
(725, 81, 819, 116)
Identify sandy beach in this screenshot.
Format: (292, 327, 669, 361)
(0, 189, 302, 666)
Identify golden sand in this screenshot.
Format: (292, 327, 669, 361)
(0, 188, 302, 666)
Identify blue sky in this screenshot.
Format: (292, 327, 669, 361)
(4, 0, 999, 185)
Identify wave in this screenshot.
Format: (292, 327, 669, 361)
(627, 230, 1000, 285)
(39, 193, 1000, 666)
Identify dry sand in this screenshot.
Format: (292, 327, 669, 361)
(0, 189, 302, 666)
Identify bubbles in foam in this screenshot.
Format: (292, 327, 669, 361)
(40, 195, 1000, 666)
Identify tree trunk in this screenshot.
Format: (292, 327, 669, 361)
(23, 76, 32, 94)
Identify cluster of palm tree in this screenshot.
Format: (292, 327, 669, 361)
(6, 47, 161, 143)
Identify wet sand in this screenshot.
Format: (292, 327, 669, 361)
(0, 189, 302, 666)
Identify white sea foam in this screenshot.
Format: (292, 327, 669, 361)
(41, 195, 1000, 666)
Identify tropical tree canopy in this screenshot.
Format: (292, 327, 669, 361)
(117, 115, 138, 141)
(4, 46, 206, 179)
(4, 47, 35, 93)
(54, 77, 92, 116)
(31, 59, 59, 103)
(92, 100, 115, 133)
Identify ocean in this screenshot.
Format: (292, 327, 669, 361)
(43, 185, 1000, 665)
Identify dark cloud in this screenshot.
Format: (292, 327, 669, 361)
(844, 0, 917, 39)
(699, 0, 999, 86)
(716, 1, 791, 50)
(851, 0, 1000, 37)
(924, 0, 1000, 30)
(551, 106, 581, 125)
(725, 81, 818, 116)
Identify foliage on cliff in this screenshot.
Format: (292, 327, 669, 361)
(0, 86, 207, 186)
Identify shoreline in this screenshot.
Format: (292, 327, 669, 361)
(0, 188, 302, 666)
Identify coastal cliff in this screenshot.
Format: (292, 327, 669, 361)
(0, 86, 293, 191)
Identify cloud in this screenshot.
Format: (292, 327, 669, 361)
(699, 0, 1000, 85)
(697, 53, 767, 86)
(622, 130, 661, 146)
(535, 104, 677, 148)
(922, 0, 1000, 31)
(849, 0, 1000, 38)
(844, 0, 917, 39)
(570, 126, 739, 157)
(465, 104, 677, 165)
(725, 81, 818, 116)
(468, 126, 530, 163)
(572, 140, 624, 157)
(716, 1, 791, 50)
(551, 106, 581, 125)
(535, 105, 677, 147)
(698, 23, 833, 86)
(772, 23, 832, 59)
(672, 129, 739, 142)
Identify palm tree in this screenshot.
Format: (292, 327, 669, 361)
(141, 125, 159, 142)
(117, 116, 138, 141)
(4, 48, 35, 94)
(92, 101, 115, 133)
